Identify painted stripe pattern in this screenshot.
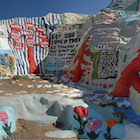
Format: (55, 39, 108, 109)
(0, 14, 62, 75)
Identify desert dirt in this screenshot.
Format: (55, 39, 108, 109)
(0, 75, 78, 139)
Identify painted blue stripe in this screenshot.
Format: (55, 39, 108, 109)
(52, 13, 55, 25)
(38, 17, 42, 74)
(23, 17, 29, 74)
(16, 17, 24, 75)
(35, 17, 39, 70)
(36, 17, 39, 69)
(19, 17, 24, 75)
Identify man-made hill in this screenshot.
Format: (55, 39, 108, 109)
(1, 0, 140, 139)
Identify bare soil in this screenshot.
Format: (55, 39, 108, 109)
(0, 76, 78, 139)
(7, 118, 78, 139)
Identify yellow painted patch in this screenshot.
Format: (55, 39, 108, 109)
(0, 68, 2, 70)
(45, 56, 48, 58)
(43, 67, 45, 69)
(138, 106, 140, 112)
(43, 63, 45, 65)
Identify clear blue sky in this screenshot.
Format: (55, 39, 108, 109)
(0, 0, 110, 20)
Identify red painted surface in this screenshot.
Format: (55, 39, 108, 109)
(70, 37, 90, 82)
(10, 24, 21, 32)
(111, 49, 140, 97)
(39, 41, 49, 49)
(13, 39, 23, 50)
(103, 84, 107, 88)
(26, 38, 40, 74)
(109, 85, 113, 88)
(10, 31, 21, 40)
(24, 22, 34, 29)
(36, 27, 45, 33)
(27, 46, 40, 74)
(70, 63, 86, 82)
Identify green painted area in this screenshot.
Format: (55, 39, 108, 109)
(101, 0, 139, 17)
(135, 0, 139, 14)
(0, 60, 15, 76)
(88, 45, 100, 79)
(56, 23, 83, 30)
(60, 13, 91, 26)
(92, 52, 100, 79)
(0, 51, 15, 76)
(120, 10, 126, 17)
(75, 44, 83, 58)
(77, 14, 90, 18)
(61, 14, 67, 25)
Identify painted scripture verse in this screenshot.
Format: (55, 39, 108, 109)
(47, 29, 82, 69)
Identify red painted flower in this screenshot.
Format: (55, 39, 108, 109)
(74, 106, 88, 118)
(87, 119, 102, 131)
(103, 84, 107, 88)
(109, 85, 113, 88)
(4, 53, 8, 57)
(0, 111, 8, 124)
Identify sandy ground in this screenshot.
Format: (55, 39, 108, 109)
(0, 76, 78, 139)
(0, 76, 60, 96)
(7, 118, 78, 139)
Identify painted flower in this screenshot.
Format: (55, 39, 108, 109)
(87, 119, 102, 131)
(0, 111, 8, 124)
(4, 54, 8, 57)
(9, 56, 14, 61)
(65, 74, 70, 78)
(106, 119, 118, 129)
(74, 106, 88, 118)
(0, 54, 5, 60)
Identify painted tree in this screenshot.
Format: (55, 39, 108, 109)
(10, 23, 49, 74)
(70, 36, 91, 82)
